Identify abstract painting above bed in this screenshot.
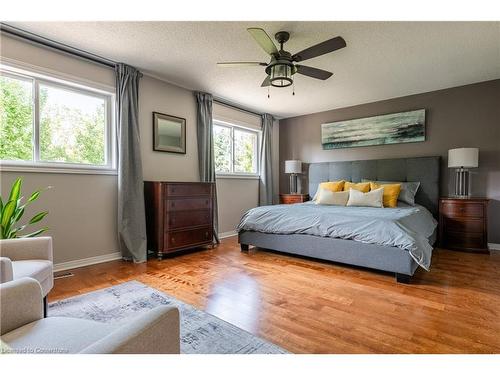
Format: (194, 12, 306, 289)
(321, 109, 425, 149)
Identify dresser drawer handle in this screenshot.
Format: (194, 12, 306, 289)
(205, 231, 209, 238)
(171, 237, 176, 244)
(171, 202, 175, 207)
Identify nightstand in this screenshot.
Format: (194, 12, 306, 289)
(439, 197, 489, 252)
(279, 194, 309, 204)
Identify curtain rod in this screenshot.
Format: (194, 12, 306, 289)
(0, 23, 117, 69)
(213, 98, 262, 118)
(1, 23, 268, 118)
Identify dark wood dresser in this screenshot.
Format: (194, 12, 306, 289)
(439, 197, 489, 253)
(144, 181, 214, 259)
(279, 193, 309, 204)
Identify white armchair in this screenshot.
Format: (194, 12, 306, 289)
(0, 278, 181, 354)
(0, 237, 53, 316)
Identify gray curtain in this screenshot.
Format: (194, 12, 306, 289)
(195, 92, 219, 244)
(259, 113, 274, 206)
(115, 63, 147, 263)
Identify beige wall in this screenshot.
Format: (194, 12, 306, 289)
(0, 173, 118, 263)
(1, 35, 118, 264)
(216, 178, 259, 234)
(139, 75, 199, 182)
(279, 79, 500, 243)
(0, 35, 115, 88)
(1, 35, 271, 264)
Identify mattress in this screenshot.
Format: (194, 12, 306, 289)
(237, 202, 438, 270)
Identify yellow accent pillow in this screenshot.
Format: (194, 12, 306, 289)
(344, 181, 371, 193)
(369, 182, 402, 208)
(318, 180, 345, 192)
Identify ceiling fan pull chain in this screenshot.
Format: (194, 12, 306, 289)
(292, 81, 295, 96)
(268, 86, 270, 99)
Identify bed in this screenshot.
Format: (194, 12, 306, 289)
(238, 156, 440, 283)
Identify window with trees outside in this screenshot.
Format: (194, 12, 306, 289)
(0, 64, 114, 172)
(213, 121, 259, 176)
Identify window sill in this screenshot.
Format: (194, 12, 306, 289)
(216, 174, 260, 180)
(0, 164, 118, 176)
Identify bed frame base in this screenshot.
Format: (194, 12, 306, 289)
(395, 273, 412, 284)
(238, 231, 420, 284)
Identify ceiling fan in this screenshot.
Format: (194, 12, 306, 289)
(217, 28, 346, 90)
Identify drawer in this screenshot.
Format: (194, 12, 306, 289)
(167, 197, 212, 211)
(440, 202, 484, 218)
(281, 196, 305, 204)
(285, 199, 302, 204)
(165, 227, 212, 250)
(444, 231, 486, 250)
(165, 209, 211, 229)
(164, 183, 211, 197)
(443, 218, 484, 234)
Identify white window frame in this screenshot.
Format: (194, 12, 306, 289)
(0, 63, 116, 175)
(213, 120, 260, 179)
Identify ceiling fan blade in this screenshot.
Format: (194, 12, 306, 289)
(247, 28, 279, 56)
(292, 36, 346, 62)
(261, 76, 271, 87)
(217, 62, 267, 67)
(296, 65, 333, 80)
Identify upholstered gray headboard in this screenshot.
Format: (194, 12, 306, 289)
(308, 156, 440, 216)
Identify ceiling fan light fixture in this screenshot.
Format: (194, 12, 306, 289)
(270, 63, 293, 88)
(217, 28, 345, 92)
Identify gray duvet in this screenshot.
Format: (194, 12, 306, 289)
(237, 202, 437, 270)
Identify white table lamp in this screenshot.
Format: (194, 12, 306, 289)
(285, 160, 302, 194)
(448, 148, 478, 197)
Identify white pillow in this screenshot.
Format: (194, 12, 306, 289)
(362, 179, 420, 206)
(346, 187, 384, 208)
(315, 188, 349, 206)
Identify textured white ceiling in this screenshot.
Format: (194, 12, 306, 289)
(9, 21, 500, 118)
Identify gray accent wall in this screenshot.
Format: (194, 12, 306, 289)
(279, 79, 500, 243)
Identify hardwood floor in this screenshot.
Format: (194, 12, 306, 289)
(50, 236, 500, 354)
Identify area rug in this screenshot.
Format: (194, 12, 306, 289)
(48, 280, 288, 354)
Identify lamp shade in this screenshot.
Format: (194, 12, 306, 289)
(285, 160, 302, 174)
(448, 148, 479, 168)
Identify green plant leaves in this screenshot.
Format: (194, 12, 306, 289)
(1, 178, 49, 239)
(28, 190, 41, 202)
(20, 227, 48, 238)
(1, 200, 16, 228)
(8, 177, 22, 203)
(13, 206, 25, 221)
(29, 211, 48, 225)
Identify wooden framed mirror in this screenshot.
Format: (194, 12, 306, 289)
(153, 112, 186, 154)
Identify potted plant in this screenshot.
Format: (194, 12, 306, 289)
(0, 177, 49, 239)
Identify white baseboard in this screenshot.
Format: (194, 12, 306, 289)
(488, 243, 500, 251)
(218, 230, 238, 239)
(54, 251, 122, 272)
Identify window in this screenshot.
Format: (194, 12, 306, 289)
(0, 64, 114, 172)
(213, 121, 259, 176)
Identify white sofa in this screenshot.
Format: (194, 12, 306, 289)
(0, 237, 54, 316)
(0, 278, 181, 354)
